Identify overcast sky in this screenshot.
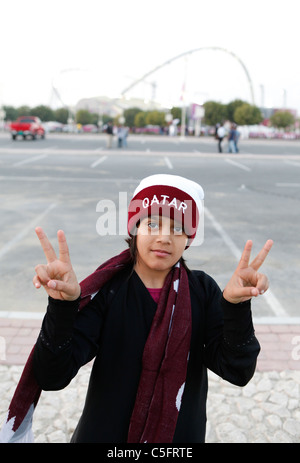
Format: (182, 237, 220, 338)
(1, 0, 299, 114)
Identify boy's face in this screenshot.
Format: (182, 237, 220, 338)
(135, 215, 188, 275)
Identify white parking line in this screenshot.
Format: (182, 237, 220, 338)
(13, 153, 48, 167)
(0, 176, 134, 183)
(284, 160, 300, 168)
(225, 158, 251, 172)
(276, 183, 300, 187)
(164, 156, 173, 169)
(204, 206, 287, 317)
(0, 203, 56, 260)
(90, 155, 107, 168)
(42, 145, 58, 151)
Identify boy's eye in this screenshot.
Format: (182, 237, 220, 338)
(148, 221, 159, 229)
(174, 226, 183, 234)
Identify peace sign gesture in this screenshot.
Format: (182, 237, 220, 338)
(33, 227, 81, 301)
(223, 239, 273, 304)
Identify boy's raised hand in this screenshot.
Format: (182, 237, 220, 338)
(33, 227, 81, 301)
(223, 239, 273, 304)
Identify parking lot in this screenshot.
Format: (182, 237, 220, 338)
(0, 132, 300, 320)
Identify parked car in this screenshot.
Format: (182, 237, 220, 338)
(82, 124, 98, 133)
(10, 116, 45, 140)
(42, 121, 64, 133)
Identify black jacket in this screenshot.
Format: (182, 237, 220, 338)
(33, 268, 260, 443)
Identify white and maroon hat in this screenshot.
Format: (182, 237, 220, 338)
(127, 174, 204, 247)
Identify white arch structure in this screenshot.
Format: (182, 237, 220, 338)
(121, 46, 255, 105)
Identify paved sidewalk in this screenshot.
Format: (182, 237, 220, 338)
(1, 317, 300, 370)
(1, 316, 300, 443)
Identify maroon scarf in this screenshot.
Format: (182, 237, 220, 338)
(0, 249, 191, 443)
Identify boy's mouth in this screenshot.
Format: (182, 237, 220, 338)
(151, 249, 171, 257)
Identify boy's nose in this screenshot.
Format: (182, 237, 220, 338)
(157, 224, 172, 242)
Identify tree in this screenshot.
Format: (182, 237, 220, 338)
(54, 108, 69, 124)
(17, 106, 31, 117)
(270, 111, 295, 129)
(75, 109, 92, 125)
(3, 105, 18, 121)
(101, 114, 113, 126)
(30, 105, 54, 121)
(90, 113, 100, 125)
(124, 107, 142, 128)
(134, 111, 147, 127)
(203, 101, 227, 126)
(145, 110, 165, 126)
(227, 99, 247, 122)
(234, 103, 263, 125)
(170, 107, 181, 122)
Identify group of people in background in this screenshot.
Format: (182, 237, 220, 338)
(215, 121, 240, 153)
(105, 120, 240, 152)
(106, 122, 129, 149)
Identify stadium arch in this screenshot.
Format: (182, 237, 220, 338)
(120, 47, 255, 105)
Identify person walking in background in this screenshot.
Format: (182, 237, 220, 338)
(117, 126, 129, 148)
(117, 126, 123, 148)
(214, 123, 220, 140)
(106, 121, 114, 149)
(228, 123, 237, 153)
(217, 122, 226, 153)
(234, 124, 240, 153)
(123, 126, 129, 148)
